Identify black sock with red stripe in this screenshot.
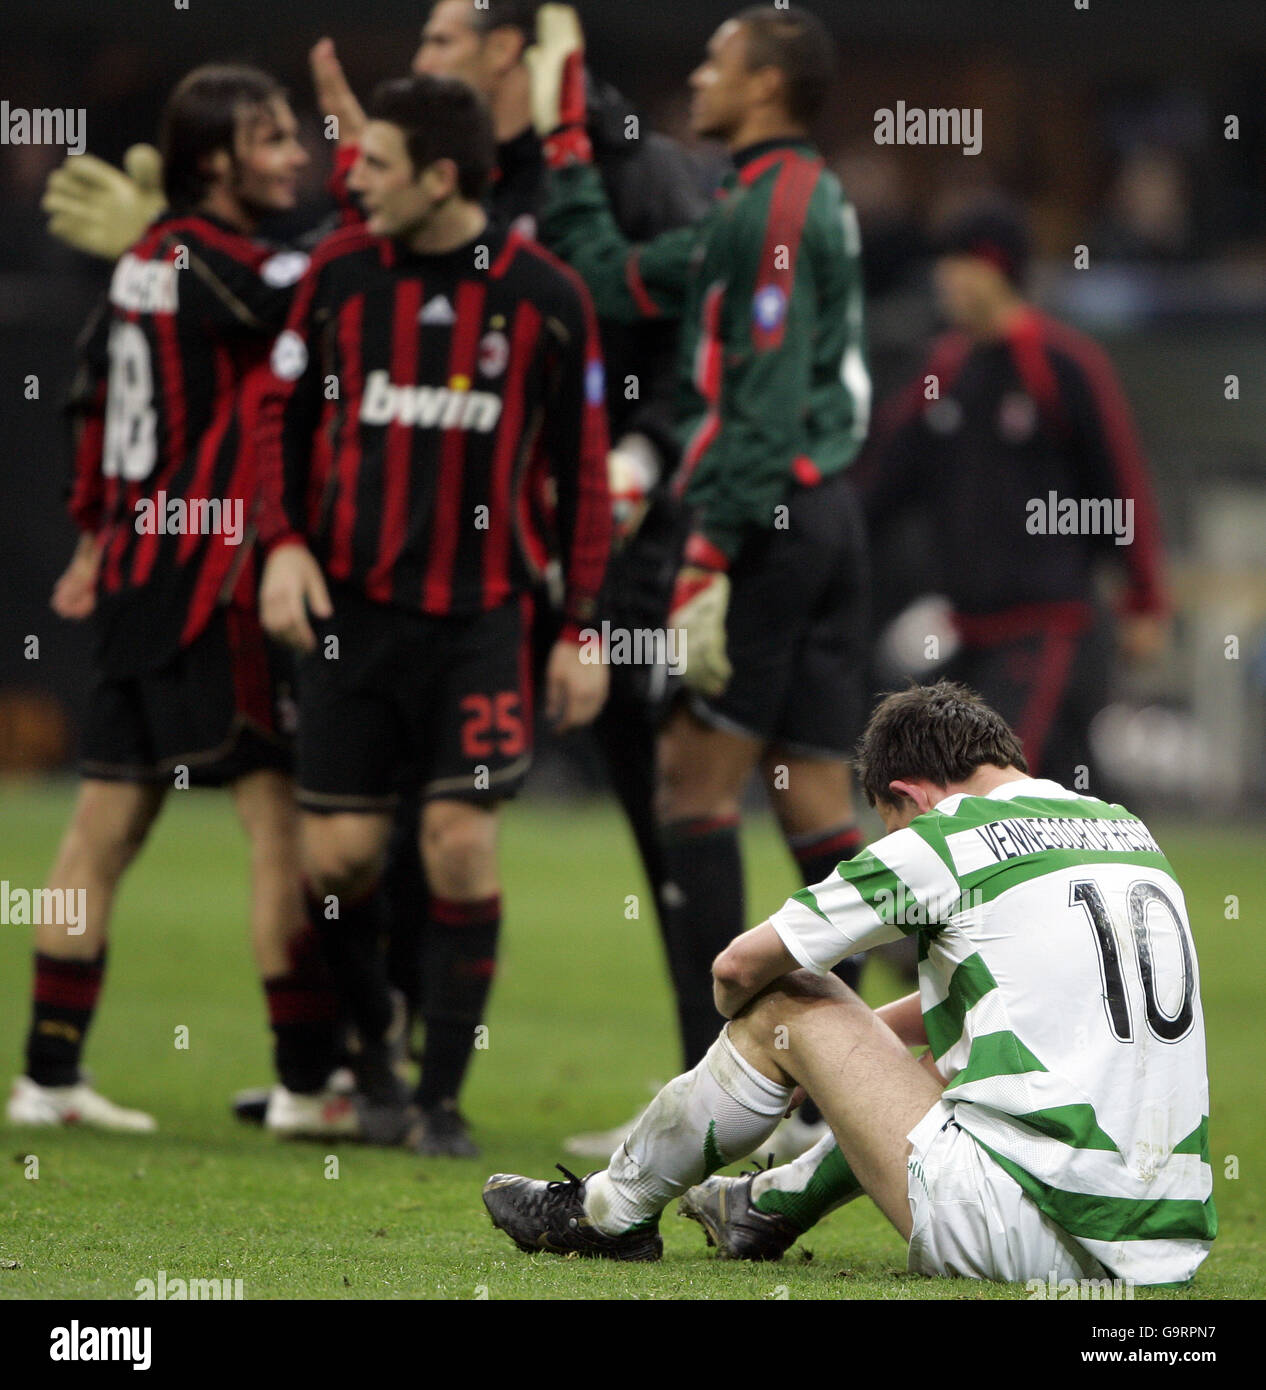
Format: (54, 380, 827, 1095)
(307, 883, 394, 1055)
(789, 822, 863, 892)
(25, 951, 107, 1087)
(659, 814, 744, 1070)
(264, 924, 340, 1095)
(416, 894, 501, 1109)
(789, 822, 864, 1126)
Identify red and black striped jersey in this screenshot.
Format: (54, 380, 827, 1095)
(68, 211, 309, 673)
(256, 221, 611, 635)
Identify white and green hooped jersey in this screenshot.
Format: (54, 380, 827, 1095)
(769, 777, 1215, 1285)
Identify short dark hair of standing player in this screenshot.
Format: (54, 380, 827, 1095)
(413, 0, 542, 95)
(364, 74, 496, 203)
(160, 64, 292, 213)
(856, 682, 1029, 811)
(732, 4, 837, 125)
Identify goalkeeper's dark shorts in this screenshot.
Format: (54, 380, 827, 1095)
(80, 604, 292, 787)
(294, 584, 533, 815)
(687, 469, 870, 759)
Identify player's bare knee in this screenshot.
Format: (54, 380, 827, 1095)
(734, 969, 853, 1046)
(655, 755, 738, 824)
(64, 797, 156, 883)
(421, 801, 497, 898)
(304, 856, 380, 903)
(726, 973, 852, 1084)
(300, 826, 382, 902)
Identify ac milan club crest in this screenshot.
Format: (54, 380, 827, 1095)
(479, 330, 509, 378)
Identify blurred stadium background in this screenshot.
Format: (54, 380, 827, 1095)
(2, 0, 1265, 810)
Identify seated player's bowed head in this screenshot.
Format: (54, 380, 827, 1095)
(854, 682, 1028, 831)
(349, 74, 497, 241)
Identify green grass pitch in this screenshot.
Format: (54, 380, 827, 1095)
(0, 783, 1261, 1300)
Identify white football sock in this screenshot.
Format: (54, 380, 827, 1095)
(584, 1027, 792, 1236)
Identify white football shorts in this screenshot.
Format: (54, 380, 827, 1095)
(905, 1096, 1106, 1283)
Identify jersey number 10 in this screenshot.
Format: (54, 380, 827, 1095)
(1070, 878, 1196, 1045)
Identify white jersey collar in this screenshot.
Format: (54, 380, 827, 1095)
(934, 776, 1080, 814)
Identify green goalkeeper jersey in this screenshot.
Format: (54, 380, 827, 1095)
(769, 777, 1216, 1286)
(540, 138, 870, 560)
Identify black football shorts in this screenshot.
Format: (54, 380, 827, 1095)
(80, 603, 292, 786)
(687, 469, 870, 759)
(295, 585, 533, 814)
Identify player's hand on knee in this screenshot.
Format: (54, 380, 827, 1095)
(50, 534, 101, 620)
(669, 561, 732, 698)
(260, 543, 332, 653)
(42, 146, 165, 260)
(309, 38, 366, 146)
(546, 637, 609, 732)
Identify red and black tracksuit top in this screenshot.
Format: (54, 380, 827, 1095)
(857, 306, 1168, 646)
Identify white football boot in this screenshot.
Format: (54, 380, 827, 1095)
(6, 1075, 157, 1132)
(264, 1084, 361, 1139)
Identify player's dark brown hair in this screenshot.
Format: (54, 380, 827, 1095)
(367, 74, 495, 201)
(856, 682, 1028, 809)
(734, 4, 836, 126)
(160, 64, 286, 212)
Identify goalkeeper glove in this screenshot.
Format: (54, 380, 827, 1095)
(42, 145, 165, 260)
(607, 433, 662, 549)
(669, 536, 732, 698)
(526, 3, 592, 168)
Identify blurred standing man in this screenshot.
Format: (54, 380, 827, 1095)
(526, 5, 873, 1111)
(310, 0, 708, 1150)
(9, 67, 356, 1137)
(256, 75, 612, 1156)
(858, 207, 1169, 789)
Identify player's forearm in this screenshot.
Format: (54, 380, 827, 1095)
(254, 398, 311, 552)
(712, 922, 802, 1020)
(539, 166, 647, 324)
(554, 345, 613, 633)
(558, 467, 612, 640)
(874, 991, 927, 1047)
(67, 424, 106, 533)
